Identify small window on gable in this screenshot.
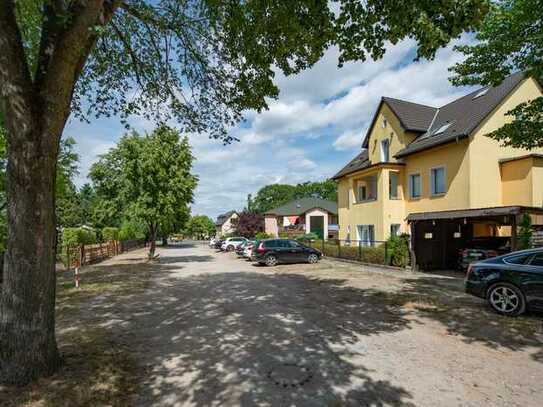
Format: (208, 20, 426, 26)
(380, 138, 390, 162)
(382, 118, 387, 128)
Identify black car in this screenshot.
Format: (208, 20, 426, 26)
(465, 248, 543, 316)
(253, 239, 321, 266)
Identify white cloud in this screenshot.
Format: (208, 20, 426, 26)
(333, 129, 364, 151)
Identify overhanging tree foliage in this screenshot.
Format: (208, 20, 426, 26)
(450, 0, 542, 149)
(0, 0, 489, 385)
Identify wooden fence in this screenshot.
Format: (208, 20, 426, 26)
(62, 239, 146, 270)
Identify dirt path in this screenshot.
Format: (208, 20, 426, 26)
(5, 242, 541, 406)
(106, 242, 542, 406)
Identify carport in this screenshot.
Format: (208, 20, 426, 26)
(407, 206, 543, 270)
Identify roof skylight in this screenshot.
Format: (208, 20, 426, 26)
(473, 88, 489, 99)
(432, 122, 451, 135)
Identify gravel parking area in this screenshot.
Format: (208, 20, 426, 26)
(10, 241, 541, 406)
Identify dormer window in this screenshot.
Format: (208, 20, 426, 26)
(380, 138, 390, 162)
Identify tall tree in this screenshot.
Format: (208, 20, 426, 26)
(93, 126, 197, 258)
(450, 0, 542, 149)
(185, 215, 216, 239)
(0, 0, 488, 385)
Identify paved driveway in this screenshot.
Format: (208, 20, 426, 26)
(89, 242, 543, 406)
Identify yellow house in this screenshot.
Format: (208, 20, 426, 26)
(333, 72, 543, 269)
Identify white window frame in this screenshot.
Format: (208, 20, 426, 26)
(357, 225, 375, 247)
(409, 172, 421, 199)
(430, 166, 446, 196)
(357, 184, 367, 202)
(380, 138, 390, 162)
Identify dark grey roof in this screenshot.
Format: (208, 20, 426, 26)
(396, 71, 525, 158)
(407, 205, 543, 222)
(215, 210, 237, 226)
(332, 149, 370, 179)
(362, 98, 437, 149)
(264, 197, 337, 216)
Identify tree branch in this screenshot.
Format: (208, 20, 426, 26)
(0, 1, 35, 123)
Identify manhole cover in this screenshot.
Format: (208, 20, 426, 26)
(267, 363, 313, 388)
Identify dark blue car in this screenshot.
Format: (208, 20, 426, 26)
(465, 248, 543, 316)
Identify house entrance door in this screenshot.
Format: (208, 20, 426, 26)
(310, 216, 324, 239)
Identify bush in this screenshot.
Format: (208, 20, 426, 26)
(386, 234, 410, 267)
(296, 233, 319, 242)
(255, 232, 271, 240)
(119, 220, 146, 241)
(102, 227, 120, 242)
(62, 227, 97, 247)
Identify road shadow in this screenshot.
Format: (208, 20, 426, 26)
(386, 274, 543, 358)
(89, 268, 415, 406)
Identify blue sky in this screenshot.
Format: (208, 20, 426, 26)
(65, 38, 475, 220)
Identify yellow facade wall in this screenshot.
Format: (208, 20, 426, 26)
(532, 159, 543, 207)
(469, 77, 543, 207)
(404, 139, 471, 214)
(337, 166, 406, 241)
(501, 158, 534, 206)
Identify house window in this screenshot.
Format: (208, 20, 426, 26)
(389, 172, 399, 199)
(357, 225, 375, 246)
(390, 224, 401, 237)
(380, 139, 390, 162)
(382, 118, 387, 128)
(430, 167, 446, 196)
(356, 176, 377, 202)
(357, 185, 367, 202)
(409, 173, 421, 198)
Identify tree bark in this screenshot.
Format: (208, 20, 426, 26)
(0, 118, 62, 385)
(148, 224, 157, 258)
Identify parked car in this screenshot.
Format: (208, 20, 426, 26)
(465, 248, 543, 316)
(209, 238, 219, 248)
(458, 248, 498, 271)
(253, 239, 321, 266)
(212, 239, 224, 249)
(221, 237, 248, 251)
(243, 242, 255, 259)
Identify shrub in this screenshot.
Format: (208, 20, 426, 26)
(102, 227, 120, 242)
(296, 233, 319, 242)
(119, 220, 146, 241)
(62, 227, 97, 247)
(255, 232, 271, 240)
(518, 214, 533, 249)
(278, 231, 289, 238)
(360, 245, 386, 264)
(387, 234, 410, 267)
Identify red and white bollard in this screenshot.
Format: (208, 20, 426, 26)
(75, 267, 80, 289)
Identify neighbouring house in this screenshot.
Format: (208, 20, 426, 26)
(215, 210, 239, 237)
(333, 72, 543, 270)
(264, 197, 338, 240)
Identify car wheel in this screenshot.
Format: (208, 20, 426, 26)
(487, 282, 526, 316)
(265, 255, 277, 267)
(227, 245, 234, 252)
(307, 254, 319, 264)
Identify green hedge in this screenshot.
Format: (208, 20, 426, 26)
(62, 227, 97, 247)
(102, 227, 120, 242)
(309, 241, 387, 265)
(119, 220, 146, 241)
(296, 233, 319, 242)
(255, 232, 271, 240)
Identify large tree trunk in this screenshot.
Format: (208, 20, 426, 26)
(0, 118, 61, 384)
